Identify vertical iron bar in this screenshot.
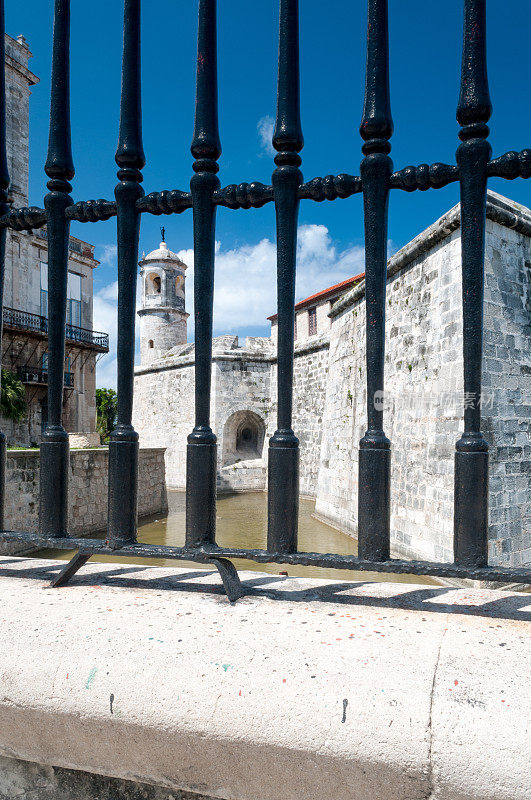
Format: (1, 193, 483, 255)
(357, 0, 393, 561)
(185, 0, 220, 548)
(108, 0, 145, 545)
(267, 0, 303, 554)
(39, 0, 74, 537)
(0, 0, 8, 530)
(454, 0, 491, 566)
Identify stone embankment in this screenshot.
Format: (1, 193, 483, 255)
(3, 447, 167, 538)
(0, 559, 528, 800)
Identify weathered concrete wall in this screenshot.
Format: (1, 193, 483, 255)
(315, 191, 531, 567)
(0, 559, 528, 800)
(3, 447, 167, 535)
(4, 33, 37, 208)
(68, 432, 101, 449)
(214, 339, 271, 493)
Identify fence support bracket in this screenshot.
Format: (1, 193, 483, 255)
(210, 557, 245, 603)
(49, 550, 91, 588)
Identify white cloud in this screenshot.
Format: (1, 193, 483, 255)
(93, 225, 367, 388)
(180, 224, 365, 334)
(97, 244, 118, 266)
(257, 115, 276, 158)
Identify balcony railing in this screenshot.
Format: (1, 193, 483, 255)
(3, 307, 109, 351)
(17, 366, 74, 389)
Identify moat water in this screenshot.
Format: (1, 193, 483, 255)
(34, 491, 437, 585)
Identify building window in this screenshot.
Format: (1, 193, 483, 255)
(148, 339, 154, 349)
(40, 265, 82, 327)
(308, 306, 317, 336)
(42, 353, 71, 374)
(40, 262, 48, 317)
(67, 272, 82, 327)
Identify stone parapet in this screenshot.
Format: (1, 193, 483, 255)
(0, 560, 528, 800)
(2, 448, 167, 541)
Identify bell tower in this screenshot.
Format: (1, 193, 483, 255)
(138, 231, 189, 365)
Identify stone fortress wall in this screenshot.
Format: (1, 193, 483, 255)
(133, 334, 331, 497)
(315, 192, 530, 568)
(133, 191, 530, 568)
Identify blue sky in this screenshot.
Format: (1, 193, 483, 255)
(6, 1, 531, 387)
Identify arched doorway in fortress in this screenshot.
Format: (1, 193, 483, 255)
(221, 410, 265, 467)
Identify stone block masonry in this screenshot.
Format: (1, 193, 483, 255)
(2, 447, 167, 538)
(266, 334, 330, 498)
(315, 191, 531, 568)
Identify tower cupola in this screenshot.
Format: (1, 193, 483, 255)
(138, 234, 189, 365)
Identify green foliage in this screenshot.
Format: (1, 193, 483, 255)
(0, 369, 27, 423)
(96, 387, 117, 443)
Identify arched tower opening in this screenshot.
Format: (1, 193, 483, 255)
(147, 273, 161, 294)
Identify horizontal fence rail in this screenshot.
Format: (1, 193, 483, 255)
(0, 0, 530, 600)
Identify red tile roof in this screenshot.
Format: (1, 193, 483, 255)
(267, 273, 365, 321)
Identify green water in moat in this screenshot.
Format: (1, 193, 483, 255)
(33, 491, 437, 585)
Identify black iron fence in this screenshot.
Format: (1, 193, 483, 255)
(0, 0, 529, 599)
(3, 306, 109, 351)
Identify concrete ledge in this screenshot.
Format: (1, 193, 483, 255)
(0, 557, 529, 800)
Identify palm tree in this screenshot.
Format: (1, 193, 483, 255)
(0, 369, 27, 423)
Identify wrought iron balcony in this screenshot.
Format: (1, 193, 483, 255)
(3, 307, 109, 352)
(17, 366, 74, 389)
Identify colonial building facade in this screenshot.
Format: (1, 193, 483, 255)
(2, 34, 108, 445)
(133, 191, 530, 569)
